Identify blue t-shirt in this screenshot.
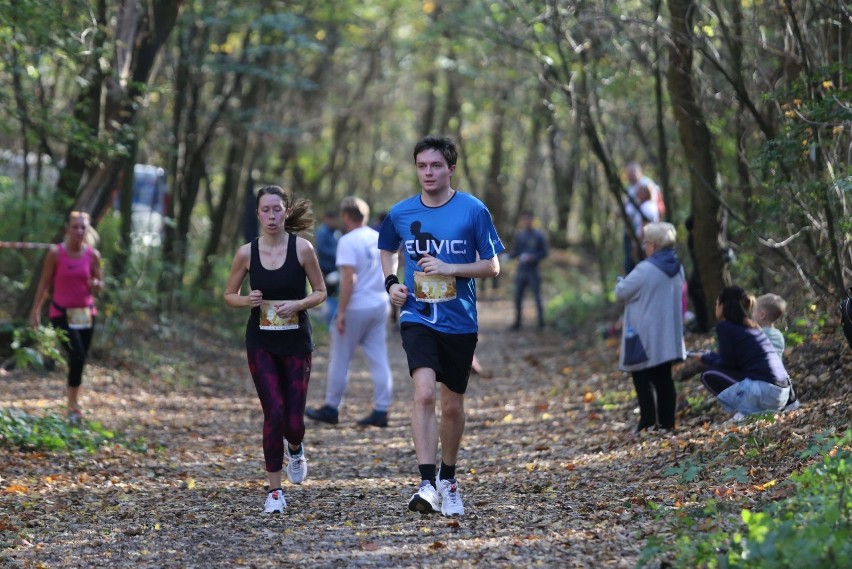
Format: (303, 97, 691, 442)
(378, 191, 505, 334)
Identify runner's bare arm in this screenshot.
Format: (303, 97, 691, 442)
(224, 244, 260, 309)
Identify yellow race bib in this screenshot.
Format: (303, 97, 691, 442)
(66, 307, 93, 330)
(413, 272, 457, 303)
(259, 300, 299, 330)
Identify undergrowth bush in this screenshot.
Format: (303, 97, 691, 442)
(0, 408, 146, 453)
(8, 325, 66, 371)
(640, 430, 852, 568)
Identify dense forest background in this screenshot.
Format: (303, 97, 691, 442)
(0, 0, 850, 327)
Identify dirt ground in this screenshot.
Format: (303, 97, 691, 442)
(2, 272, 851, 568)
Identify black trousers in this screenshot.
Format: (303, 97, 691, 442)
(631, 361, 675, 431)
(51, 317, 95, 388)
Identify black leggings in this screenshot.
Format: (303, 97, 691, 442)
(631, 361, 676, 431)
(51, 317, 95, 388)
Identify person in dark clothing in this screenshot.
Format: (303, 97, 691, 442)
(691, 286, 791, 421)
(508, 211, 548, 330)
(224, 185, 327, 514)
(315, 209, 341, 324)
(684, 216, 709, 332)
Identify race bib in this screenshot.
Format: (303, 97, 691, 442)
(414, 272, 456, 303)
(259, 300, 299, 330)
(67, 307, 93, 330)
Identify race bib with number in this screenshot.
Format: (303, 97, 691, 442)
(67, 307, 93, 330)
(413, 272, 457, 303)
(259, 300, 299, 330)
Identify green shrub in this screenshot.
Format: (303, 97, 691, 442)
(640, 431, 852, 568)
(9, 325, 66, 371)
(0, 408, 146, 453)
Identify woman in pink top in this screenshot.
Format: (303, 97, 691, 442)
(30, 211, 104, 422)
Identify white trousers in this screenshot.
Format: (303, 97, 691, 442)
(324, 303, 393, 412)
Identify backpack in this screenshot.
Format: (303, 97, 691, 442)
(841, 287, 852, 349)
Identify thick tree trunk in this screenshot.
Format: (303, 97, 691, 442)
(667, 0, 727, 328)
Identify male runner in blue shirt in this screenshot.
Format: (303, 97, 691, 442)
(379, 135, 504, 517)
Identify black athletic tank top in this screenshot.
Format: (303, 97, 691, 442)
(245, 234, 314, 355)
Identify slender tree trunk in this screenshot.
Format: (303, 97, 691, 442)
(112, 150, 137, 281)
(651, 0, 671, 218)
(194, 77, 262, 290)
(483, 92, 508, 233)
(513, 89, 546, 233)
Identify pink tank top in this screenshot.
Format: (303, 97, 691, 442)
(49, 243, 97, 319)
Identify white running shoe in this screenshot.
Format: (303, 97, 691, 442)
(264, 488, 286, 514)
(438, 478, 465, 517)
(408, 481, 440, 514)
(286, 446, 308, 484)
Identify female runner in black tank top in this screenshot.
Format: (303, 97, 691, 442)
(224, 186, 326, 514)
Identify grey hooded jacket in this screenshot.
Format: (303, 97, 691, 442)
(615, 248, 686, 372)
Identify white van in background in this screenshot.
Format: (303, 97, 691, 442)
(114, 164, 169, 247)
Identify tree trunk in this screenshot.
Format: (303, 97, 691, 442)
(14, 0, 182, 321)
(483, 92, 508, 233)
(667, 0, 727, 328)
(651, 0, 672, 219)
(512, 88, 546, 234)
(194, 78, 262, 291)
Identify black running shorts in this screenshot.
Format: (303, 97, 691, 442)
(400, 323, 478, 394)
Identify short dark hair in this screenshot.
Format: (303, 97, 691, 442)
(413, 136, 458, 167)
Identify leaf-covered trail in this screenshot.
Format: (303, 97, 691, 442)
(2, 290, 850, 568)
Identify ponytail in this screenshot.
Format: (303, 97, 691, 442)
(255, 185, 315, 234)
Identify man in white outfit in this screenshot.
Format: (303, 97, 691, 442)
(306, 196, 394, 427)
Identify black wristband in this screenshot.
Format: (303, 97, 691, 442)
(384, 274, 400, 294)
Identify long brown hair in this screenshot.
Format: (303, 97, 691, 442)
(717, 286, 758, 328)
(255, 185, 315, 234)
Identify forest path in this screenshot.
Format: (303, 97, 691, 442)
(3, 257, 843, 568)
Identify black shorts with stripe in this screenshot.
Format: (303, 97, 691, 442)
(400, 323, 478, 394)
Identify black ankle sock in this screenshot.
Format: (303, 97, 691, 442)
(439, 462, 456, 481)
(289, 443, 302, 456)
(418, 464, 436, 488)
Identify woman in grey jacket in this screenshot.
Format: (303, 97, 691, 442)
(615, 222, 686, 433)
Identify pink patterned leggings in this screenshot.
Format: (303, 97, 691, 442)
(246, 348, 311, 473)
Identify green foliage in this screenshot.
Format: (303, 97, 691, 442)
(741, 62, 852, 297)
(0, 408, 146, 454)
(9, 325, 66, 371)
(641, 431, 852, 568)
(665, 458, 703, 483)
(547, 287, 611, 335)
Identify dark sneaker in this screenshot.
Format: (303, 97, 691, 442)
(408, 481, 439, 514)
(356, 410, 388, 428)
(306, 405, 339, 425)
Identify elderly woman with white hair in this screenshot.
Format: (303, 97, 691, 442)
(615, 222, 686, 434)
